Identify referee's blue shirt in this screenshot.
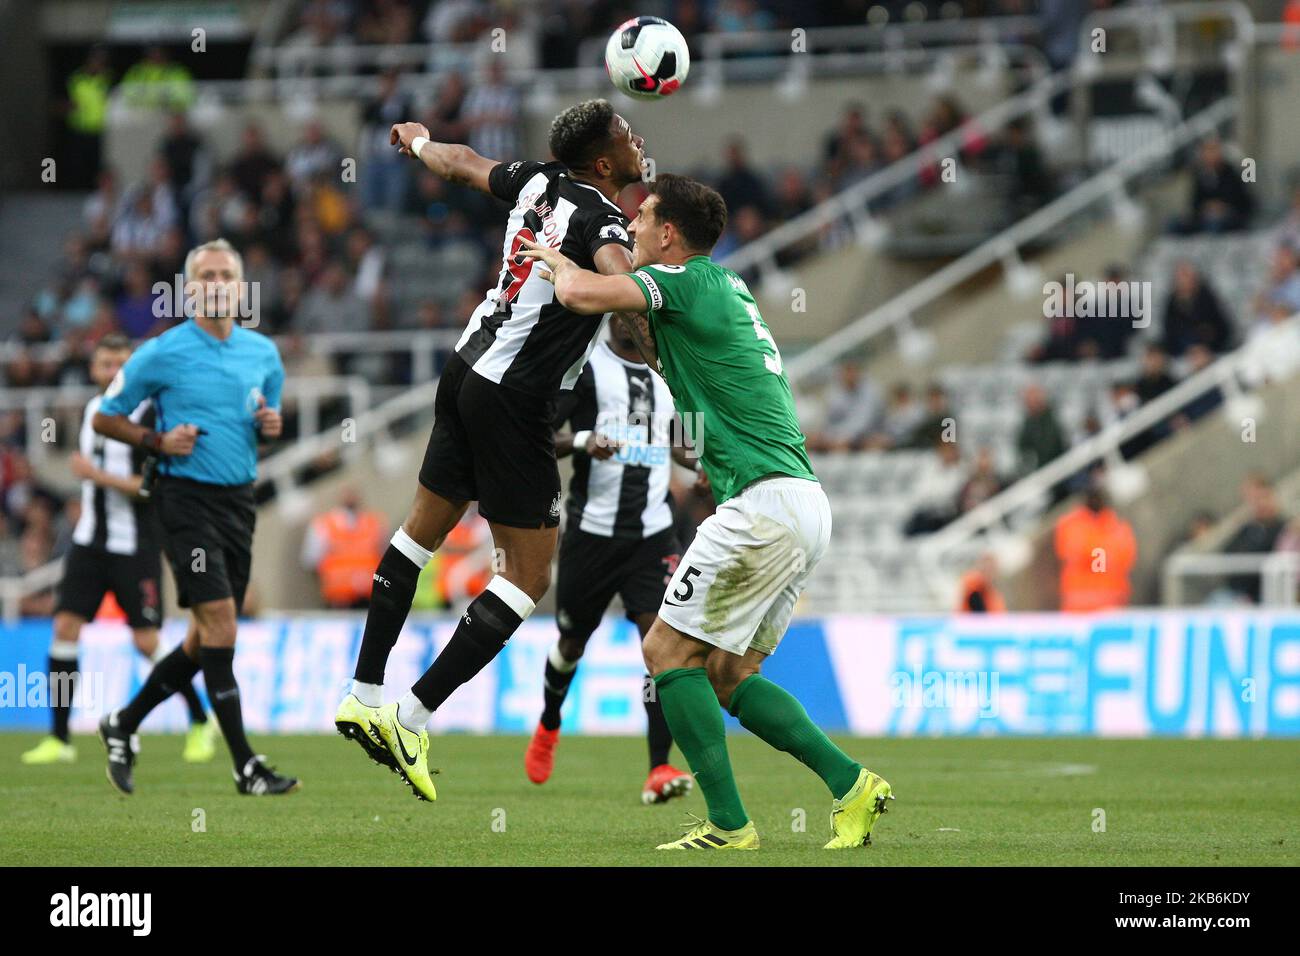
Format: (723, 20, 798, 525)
(100, 320, 285, 486)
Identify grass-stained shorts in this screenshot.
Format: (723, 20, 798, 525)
(657, 476, 831, 656)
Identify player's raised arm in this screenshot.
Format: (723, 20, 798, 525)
(391, 121, 497, 194)
(518, 237, 648, 315)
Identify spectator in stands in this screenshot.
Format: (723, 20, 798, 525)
(878, 111, 920, 208)
(83, 168, 122, 239)
(908, 383, 954, 448)
(956, 446, 1003, 514)
(231, 123, 281, 203)
(1172, 343, 1224, 427)
(918, 95, 987, 185)
(63, 46, 112, 189)
(717, 0, 775, 34)
(462, 58, 521, 163)
(1171, 136, 1253, 234)
(1160, 259, 1234, 357)
(357, 0, 418, 45)
(1222, 473, 1290, 603)
(426, 70, 469, 145)
(1000, 118, 1054, 218)
(301, 486, 389, 609)
(294, 262, 367, 334)
(189, 171, 254, 245)
(119, 46, 194, 111)
(360, 69, 415, 213)
(110, 187, 166, 260)
(1240, 303, 1300, 386)
(1135, 343, 1176, 405)
(1027, 274, 1079, 363)
(1251, 243, 1300, 324)
(956, 552, 1006, 613)
(717, 137, 770, 219)
(1053, 471, 1137, 612)
(159, 111, 211, 213)
(1121, 344, 1177, 458)
(143, 155, 180, 232)
(1273, 183, 1300, 250)
(1074, 264, 1141, 360)
(286, 120, 344, 198)
(876, 381, 925, 448)
(1015, 382, 1068, 477)
(833, 133, 884, 194)
(115, 262, 160, 339)
(904, 439, 967, 535)
(823, 103, 871, 175)
(806, 360, 883, 452)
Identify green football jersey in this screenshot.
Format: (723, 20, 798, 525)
(628, 256, 816, 504)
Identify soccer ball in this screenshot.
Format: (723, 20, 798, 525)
(604, 16, 690, 100)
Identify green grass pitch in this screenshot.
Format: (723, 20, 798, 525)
(2, 733, 1296, 866)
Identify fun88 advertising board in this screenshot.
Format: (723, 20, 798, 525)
(0, 611, 1297, 736)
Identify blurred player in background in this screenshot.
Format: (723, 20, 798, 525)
(521, 174, 892, 851)
(525, 316, 695, 804)
(335, 99, 648, 803)
(21, 334, 215, 767)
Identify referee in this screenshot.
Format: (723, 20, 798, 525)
(94, 238, 298, 797)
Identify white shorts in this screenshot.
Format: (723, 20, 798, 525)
(658, 476, 831, 656)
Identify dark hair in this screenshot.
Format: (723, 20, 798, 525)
(647, 174, 728, 252)
(548, 99, 615, 171)
(95, 332, 131, 353)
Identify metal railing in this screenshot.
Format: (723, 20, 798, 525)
(2, 374, 374, 462)
(719, 67, 1069, 281)
(249, 18, 1044, 82)
(918, 312, 1300, 580)
(0, 557, 63, 624)
(784, 96, 1239, 384)
(1162, 551, 1300, 607)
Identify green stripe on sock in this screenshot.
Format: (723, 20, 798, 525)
(730, 673, 862, 799)
(653, 667, 749, 831)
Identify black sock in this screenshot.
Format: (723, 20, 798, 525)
(118, 645, 200, 734)
(354, 543, 423, 685)
(540, 642, 581, 731)
(643, 673, 673, 769)
(179, 681, 207, 725)
(48, 653, 79, 743)
(199, 647, 255, 770)
(412, 589, 524, 712)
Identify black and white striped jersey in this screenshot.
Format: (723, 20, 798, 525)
(455, 160, 635, 397)
(71, 394, 158, 556)
(556, 341, 675, 540)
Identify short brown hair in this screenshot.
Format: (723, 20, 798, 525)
(95, 332, 131, 353)
(648, 174, 728, 253)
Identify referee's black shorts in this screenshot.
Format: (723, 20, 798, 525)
(155, 476, 257, 613)
(555, 525, 682, 638)
(418, 354, 562, 529)
(55, 544, 163, 629)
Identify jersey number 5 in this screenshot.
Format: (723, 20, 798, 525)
(749, 303, 783, 375)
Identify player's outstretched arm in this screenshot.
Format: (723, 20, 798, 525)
(391, 121, 496, 194)
(518, 238, 647, 315)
